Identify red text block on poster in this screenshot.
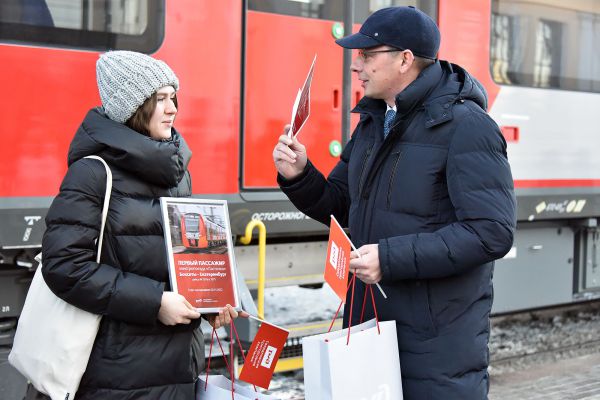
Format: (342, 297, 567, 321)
(325, 215, 351, 302)
(239, 321, 289, 389)
(172, 253, 236, 309)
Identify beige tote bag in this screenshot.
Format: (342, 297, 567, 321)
(9, 155, 112, 400)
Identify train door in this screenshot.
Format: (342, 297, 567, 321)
(243, 0, 354, 189)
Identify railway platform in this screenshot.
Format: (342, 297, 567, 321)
(489, 352, 600, 400)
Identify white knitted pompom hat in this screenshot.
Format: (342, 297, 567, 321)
(96, 51, 179, 124)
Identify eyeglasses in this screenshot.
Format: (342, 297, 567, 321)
(357, 48, 403, 61)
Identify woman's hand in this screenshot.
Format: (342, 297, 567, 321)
(206, 304, 249, 329)
(158, 292, 201, 326)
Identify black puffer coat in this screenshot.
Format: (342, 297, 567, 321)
(42, 108, 204, 400)
(280, 61, 516, 399)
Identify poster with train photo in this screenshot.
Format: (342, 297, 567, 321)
(159, 198, 240, 313)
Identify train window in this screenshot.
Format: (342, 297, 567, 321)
(0, 0, 164, 53)
(248, 0, 437, 24)
(491, 0, 600, 93)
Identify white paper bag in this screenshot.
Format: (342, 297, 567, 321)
(197, 375, 280, 399)
(303, 319, 403, 400)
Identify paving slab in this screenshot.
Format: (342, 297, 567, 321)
(490, 353, 600, 400)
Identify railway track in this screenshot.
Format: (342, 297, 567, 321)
(489, 300, 600, 373)
(491, 338, 600, 368)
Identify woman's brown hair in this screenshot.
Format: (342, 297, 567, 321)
(125, 92, 179, 136)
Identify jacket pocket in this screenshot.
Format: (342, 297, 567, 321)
(425, 281, 438, 336)
(386, 150, 403, 210)
(357, 143, 374, 196)
(101, 320, 123, 360)
(412, 281, 438, 338)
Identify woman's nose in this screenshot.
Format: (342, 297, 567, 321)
(166, 100, 177, 114)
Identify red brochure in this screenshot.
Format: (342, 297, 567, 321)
(288, 55, 317, 138)
(324, 215, 352, 302)
(239, 320, 289, 389)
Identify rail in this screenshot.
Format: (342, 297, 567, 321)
(239, 219, 266, 319)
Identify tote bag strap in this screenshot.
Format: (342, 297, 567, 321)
(83, 155, 113, 263)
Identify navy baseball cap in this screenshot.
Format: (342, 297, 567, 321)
(335, 6, 440, 60)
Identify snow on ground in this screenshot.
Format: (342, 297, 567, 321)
(263, 285, 342, 326)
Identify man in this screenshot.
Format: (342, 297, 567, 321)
(273, 6, 516, 400)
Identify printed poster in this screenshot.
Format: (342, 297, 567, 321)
(160, 198, 240, 313)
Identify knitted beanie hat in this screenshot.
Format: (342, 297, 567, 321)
(96, 51, 179, 124)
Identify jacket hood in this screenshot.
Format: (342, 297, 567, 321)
(68, 108, 192, 188)
(447, 61, 488, 110)
(353, 60, 488, 128)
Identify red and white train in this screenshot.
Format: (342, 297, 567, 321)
(180, 213, 227, 249)
(0, 0, 599, 359)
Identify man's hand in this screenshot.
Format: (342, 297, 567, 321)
(272, 125, 308, 180)
(206, 304, 250, 330)
(158, 292, 201, 326)
(349, 244, 382, 284)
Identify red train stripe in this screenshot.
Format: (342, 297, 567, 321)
(515, 179, 600, 188)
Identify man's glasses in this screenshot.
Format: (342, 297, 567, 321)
(357, 48, 403, 61)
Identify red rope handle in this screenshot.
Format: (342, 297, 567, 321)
(359, 283, 369, 324)
(328, 300, 343, 333)
(205, 326, 237, 393)
(203, 327, 236, 399)
(328, 273, 358, 333)
(215, 332, 231, 371)
(369, 284, 381, 334)
(204, 327, 216, 391)
(346, 273, 357, 345)
(206, 320, 264, 399)
(230, 320, 259, 395)
(326, 272, 383, 346)
(230, 324, 235, 400)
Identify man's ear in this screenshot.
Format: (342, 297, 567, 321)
(399, 50, 415, 72)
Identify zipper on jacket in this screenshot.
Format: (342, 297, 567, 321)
(386, 150, 403, 210)
(357, 144, 374, 196)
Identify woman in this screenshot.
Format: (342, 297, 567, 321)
(32, 51, 241, 399)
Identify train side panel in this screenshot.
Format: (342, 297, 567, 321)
(439, 0, 600, 311)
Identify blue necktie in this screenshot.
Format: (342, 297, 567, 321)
(383, 109, 396, 138)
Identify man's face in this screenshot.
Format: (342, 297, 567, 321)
(351, 46, 405, 103)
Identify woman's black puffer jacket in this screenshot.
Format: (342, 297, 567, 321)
(41, 108, 205, 400)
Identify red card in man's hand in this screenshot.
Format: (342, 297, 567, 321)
(289, 55, 317, 137)
(324, 215, 352, 302)
(239, 320, 289, 389)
